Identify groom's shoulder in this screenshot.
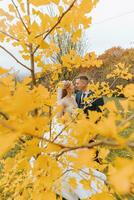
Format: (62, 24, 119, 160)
(75, 91, 82, 96)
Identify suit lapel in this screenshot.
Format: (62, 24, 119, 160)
(76, 92, 82, 107)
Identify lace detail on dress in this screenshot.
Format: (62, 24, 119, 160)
(58, 96, 77, 116)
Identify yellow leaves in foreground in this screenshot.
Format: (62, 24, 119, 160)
(123, 84, 134, 99)
(108, 158, 134, 194)
(90, 192, 115, 200)
(80, 179, 90, 190)
(71, 117, 95, 145)
(0, 131, 20, 157)
(68, 177, 78, 189)
(33, 154, 61, 178)
(4, 157, 15, 172)
(72, 149, 96, 169)
(98, 148, 109, 161)
(32, 190, 56, 200)
(0, 67, 8, 75)
(45, 143, 62, 153)
(96, 114, 117, 138)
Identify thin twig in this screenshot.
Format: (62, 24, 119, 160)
(0, 112, 9, 120)
(49, 106, 52, 139)
(79, 168, 107, 183)
(52, 113, 79, 142)
(0, 30, 30, 47)
(0, 30, 19, 41)
(11, 0, 30, 34)
(26, 0, 36, 86)
(24, 132, 67, 149)
(118, 113, 134, 127)
(0, 45, 31, 71)
(109, 77, 119, 89)
(56, 141, 103, 158)
(56, 138, 134, 158)
(35, 26, 61, 39)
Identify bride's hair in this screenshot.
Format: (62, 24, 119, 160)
(62, 81, 72, 98)
(62, 88, 68, 99)
(57, 81, 72, 100)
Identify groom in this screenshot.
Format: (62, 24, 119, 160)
(75, 76, 104, 114)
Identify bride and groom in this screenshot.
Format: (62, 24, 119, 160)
(30, 76, 105, 200)
(57, 75, 104, 117)
(55, 76, 105, 200)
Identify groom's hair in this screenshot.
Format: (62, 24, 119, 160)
(77, 76, 89, 83)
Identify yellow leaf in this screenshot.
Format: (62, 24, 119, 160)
(98, 148, 109, 160)
(0, 67, 8, 75)
(90, 192, 115, 200)
(45, 143, 61, 153)
(105, 101, 118, 113)
(33, 190, 56, 200)
(30, 0, 51, 6)
(73, 149, 96, 169)
(109, 158, 134, 194)
(119, 99, 129, 112)
(8, 4, 16, 13)
(4, 157, 15, 172)
(68, 177, 77, 189)
(80, 179, 90, 190)
(16, 159, 30, 171)
(123, 84, 134, 99)
(72, 29, 82, 42)
(0, 132, 20, 157)
(22, 55, 30, 60)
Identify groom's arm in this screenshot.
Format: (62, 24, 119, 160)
(84, 96, 104, 112)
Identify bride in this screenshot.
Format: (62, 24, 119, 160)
(57, 80, 77, 117)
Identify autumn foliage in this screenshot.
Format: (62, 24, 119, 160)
(0, 0, 134, 200)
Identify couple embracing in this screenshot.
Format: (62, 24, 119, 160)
(30, 76, 106, 200)
(57, 76, 104, 117)
(55, 76, 105, 200)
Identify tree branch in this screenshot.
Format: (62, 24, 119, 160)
(26, 1, 36, 86)
(0, 45, 31, 71)
(56, 139, 134, 158)
(0, 30, 19, 42)
(11, 0, 30, 34)
(109, 77, 119, 89)
(1, 118, 134, 160)
(56, 141, 103, 158)
(33, 0, 77, 54)
(35, 26, 61, 39)
(0, 30, 30, 47)
(29, 44, 36, 86)
(0, 112, 9, 120)
(26, 0, 31, 25)
(52, 113, 79, 142)
(24, 132, 67, 149)
(118, 113, 134, 127)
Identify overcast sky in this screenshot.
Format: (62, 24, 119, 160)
(0, 0, 134, 75)
(88, 0, 134, 54)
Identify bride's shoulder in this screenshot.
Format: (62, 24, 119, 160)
(57, 97, 67, 106)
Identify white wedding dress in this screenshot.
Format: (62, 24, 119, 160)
(41, 95, 106, 200)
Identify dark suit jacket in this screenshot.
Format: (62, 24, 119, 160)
(75, 91, 104, 114)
